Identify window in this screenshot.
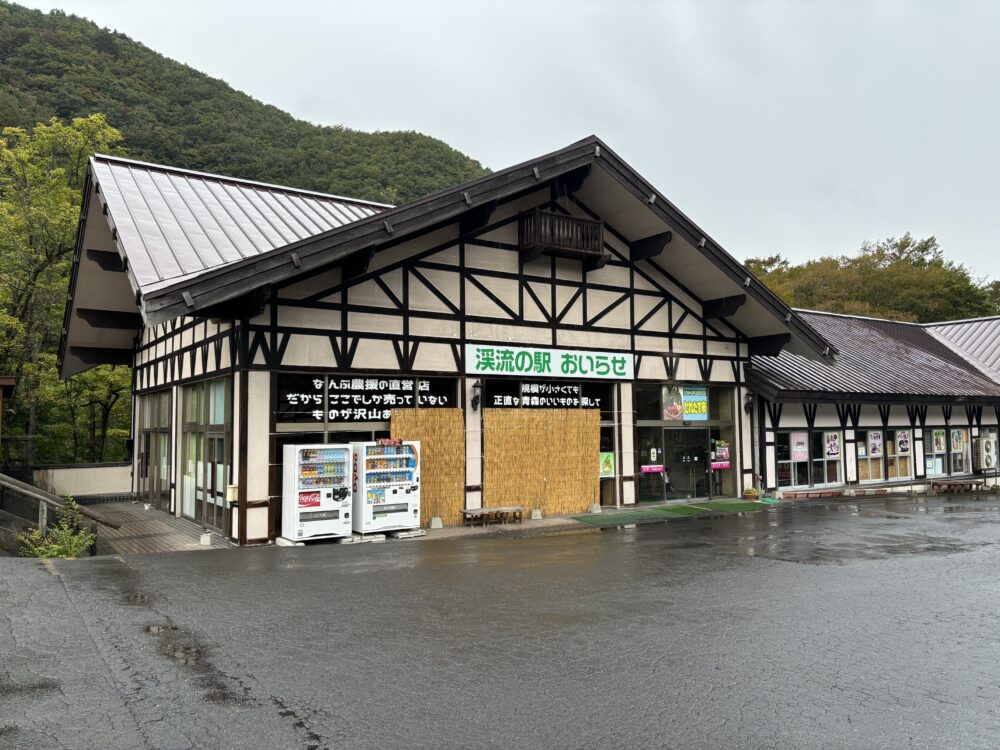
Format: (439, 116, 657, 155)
(951, 428, 969, 474)
(885, 429, 912, 480)
(181, 377, 231, 530)
(634, 382, 661, 421)
(857, 430, 885, 482)
(924, 429, 947, 476)
(776, 430, 843, 487)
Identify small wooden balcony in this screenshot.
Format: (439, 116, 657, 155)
(518, 209, 609, 269)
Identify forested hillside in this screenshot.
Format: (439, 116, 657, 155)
(0, 2, 489, 467)
(0, 2, 488, 204)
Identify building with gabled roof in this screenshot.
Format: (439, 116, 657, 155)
(58, 136, 1000, 542)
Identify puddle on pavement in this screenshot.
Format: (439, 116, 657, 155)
(742, 533, 990, 565)
(0, 676, 59, 698)
(144, 621, 250, 705)
(122, 591, 151, 606)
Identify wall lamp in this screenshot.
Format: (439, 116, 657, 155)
(471, 380, 483, 412)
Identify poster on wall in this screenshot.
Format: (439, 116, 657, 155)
(662, 386, 683, 421)
(824, 432, 841, 458)
(599, 452, 616, 478)
(711, 441, 731, 470)
(868, 431, 883, 457)
(897, 430, 911, 454)
(951, 429, 964, 452)
(682, 386, 709, 421)
(933, 429, 946, 453)
(791, 432, 809, 462)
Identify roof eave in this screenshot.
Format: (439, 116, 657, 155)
(136, 135, 836, 362)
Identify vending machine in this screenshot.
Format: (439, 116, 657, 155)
(281, 443, 353, 542)
(351, 440, 420, 533)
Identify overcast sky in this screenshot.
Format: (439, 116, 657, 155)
(27, 0, 1000, 278)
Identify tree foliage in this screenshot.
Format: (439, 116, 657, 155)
(15, 497, 96, 558)
(0, 2, 489, 204)
(746, 234, 998, 323)
(0, 114, 130, 465)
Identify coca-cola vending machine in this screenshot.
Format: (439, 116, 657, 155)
(281, 443, 353, 542)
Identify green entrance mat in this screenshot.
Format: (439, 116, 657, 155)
(572, 508, 676, 526)
(573, 500, 767, 527)
(657, 504, 708, 517)
(695, 500, 764, 513)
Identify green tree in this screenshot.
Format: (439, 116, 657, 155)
(0, 113, 125, 465)
(747, 234, 995, 323)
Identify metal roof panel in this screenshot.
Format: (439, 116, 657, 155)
(89, 154, 388, 298)
(751, 311, 1000, 400)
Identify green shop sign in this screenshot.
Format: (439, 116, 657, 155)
(464, 344, 634, 381)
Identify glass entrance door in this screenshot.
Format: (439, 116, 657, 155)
(205, 435, 228, 530)
(663, 428, 709, 500)
(637, 426, 665, 501)
(140, 431, 171, 512)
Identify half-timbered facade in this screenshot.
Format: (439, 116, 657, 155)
(748, 311, 1000, 496)
(59, 136, 879, 544)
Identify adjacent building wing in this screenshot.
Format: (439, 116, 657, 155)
(748, 310, 1000, 403)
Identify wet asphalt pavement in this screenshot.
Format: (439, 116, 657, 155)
(4, 495, 1000, 749)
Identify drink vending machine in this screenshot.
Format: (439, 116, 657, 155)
(281, 443, 353, 541)
(351, 440, 420, 533)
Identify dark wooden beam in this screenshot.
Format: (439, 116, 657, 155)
(199, 287, 270, 320)
(702, 294, 747, 319)
(584, 253, 611, 272)
(630, 231, 672, 262)
(76, 307, 142, 330)
(458, 200, 497, 237)
(68, 346, 133, 366)
(552, 164, 591, 198)
(86, 248, 125, 272)
(342, 246, 376, 281)
(748, 333, 792, 357)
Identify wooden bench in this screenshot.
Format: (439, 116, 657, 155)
(929, 478, 985, 497)
(460, 506, 526, 527)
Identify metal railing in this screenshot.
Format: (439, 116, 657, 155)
(0, 471, 119, 555)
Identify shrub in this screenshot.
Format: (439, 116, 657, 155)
(16, 499, 96, 558)
(742, 487, 761, 499)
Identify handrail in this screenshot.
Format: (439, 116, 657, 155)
(0, 471, 120, 530)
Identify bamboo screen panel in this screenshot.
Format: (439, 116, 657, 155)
(391, 408, 465, 527)
(483, 409, 599, 516)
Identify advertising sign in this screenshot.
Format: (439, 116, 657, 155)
(465, 344, 633, 380)
(897, 430, 911, 455)
(791, 432, 809, 462)
(640, 464, 665, 474)
(868, 431, 883, 457)
(662, 386, 684, 421)
(682, 386, 709, 421)
(711, 441, 731, 470)
(276, 375, 454, 424)
(824, 432, 841, 458)
(933, 429, 947, 453)
(298, 491, 321, 508)
(599, 452, 616, 478)
(951, 429, 964, 452)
